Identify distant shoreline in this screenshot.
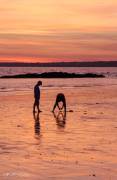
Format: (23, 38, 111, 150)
(0, 61, 117, 67)
(0, 72, 105, 78)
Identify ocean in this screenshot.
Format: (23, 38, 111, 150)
(0, 67, 117, 94)
(0, 67, 117, 77)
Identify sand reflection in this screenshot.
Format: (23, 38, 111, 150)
(53, 110, 66, 129)
(33, 112, 41, 139)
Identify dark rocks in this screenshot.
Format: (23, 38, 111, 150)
(1, 72, 105, 79)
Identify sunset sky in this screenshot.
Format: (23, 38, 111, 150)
(0, 0, 117, 62)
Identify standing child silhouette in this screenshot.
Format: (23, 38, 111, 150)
(33, 81, 42, 113)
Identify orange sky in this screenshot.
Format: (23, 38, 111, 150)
(0, 0, 117, 62)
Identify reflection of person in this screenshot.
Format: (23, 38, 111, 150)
(52, 93, 66, 112)
(33, 81, 42, 113)
(33, 112, 40, 136)
(53, 111, 66, 128)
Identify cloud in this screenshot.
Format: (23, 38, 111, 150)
(0, 31, 117, 62)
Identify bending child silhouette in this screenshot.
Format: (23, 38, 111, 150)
(52, 93, 66, 112)
(33, 81, 42, 113)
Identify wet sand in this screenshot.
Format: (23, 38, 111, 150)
(0, 82, 117, 179)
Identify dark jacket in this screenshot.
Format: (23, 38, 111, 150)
(34, 84, 40, 100)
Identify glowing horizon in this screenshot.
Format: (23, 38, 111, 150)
(0, 0, 117, 62)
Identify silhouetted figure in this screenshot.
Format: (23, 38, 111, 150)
(53, 110, 66, 128)
(33, 81, 42, 113)
(33, 111, 40, 137)
(52, 93, 66, 112)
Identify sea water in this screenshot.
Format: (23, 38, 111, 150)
(0, 67, 117, 95)
(0, 66, 117, 77)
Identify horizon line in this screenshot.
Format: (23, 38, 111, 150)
(0, 60, 117, 64)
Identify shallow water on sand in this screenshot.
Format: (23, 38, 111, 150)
(0, 79, 117, 179)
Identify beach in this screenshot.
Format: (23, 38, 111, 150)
(0, 78, 117, 179)
(0, 0, 117, 177)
